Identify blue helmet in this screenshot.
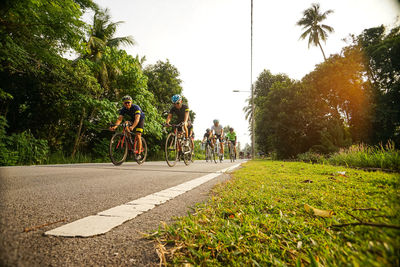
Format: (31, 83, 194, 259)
(171, 94, 182, 104)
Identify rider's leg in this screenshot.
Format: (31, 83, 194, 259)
(183, 124, 189, 138)
(135, 132, 142, 153)
(220, 138, 224, 155)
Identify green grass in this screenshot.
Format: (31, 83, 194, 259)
(152, 160, 400, 266)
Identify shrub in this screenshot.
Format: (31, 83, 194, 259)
(0, 116, 49, 166)
(327, 141, 400, 171)
(297, 151, 326, 164)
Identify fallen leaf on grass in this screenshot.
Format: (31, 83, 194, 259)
(297, 241, 303, 249)
(301, 179, 313, 183)
(336, 171, 348, 177)
(304, 204, 335, 218)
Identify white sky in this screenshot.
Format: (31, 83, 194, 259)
(91, 0, 399, 147)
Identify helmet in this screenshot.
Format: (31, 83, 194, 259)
(171, 94, 182, 104)
(206, 128, 210, 132)
(122, 95, 132, 102)
(229, 128, 233, 131)
(213, 119, 219, 124)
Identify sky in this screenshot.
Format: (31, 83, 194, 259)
(88, 0, 399, 147)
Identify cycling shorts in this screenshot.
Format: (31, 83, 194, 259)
(215, 134, 224, 142)
(228, 140, 236, 146)
(130, 117, 144, 133)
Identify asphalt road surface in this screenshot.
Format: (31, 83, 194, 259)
(0, 160, 245, 266)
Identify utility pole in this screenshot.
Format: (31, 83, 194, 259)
(251, 0, 255, 159)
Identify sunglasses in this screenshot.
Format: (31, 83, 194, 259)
(124, 102, 131, 105)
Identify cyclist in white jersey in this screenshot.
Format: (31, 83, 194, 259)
(211, 119, 224, 160)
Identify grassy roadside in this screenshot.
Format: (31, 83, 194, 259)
(153, 160, 400, 266)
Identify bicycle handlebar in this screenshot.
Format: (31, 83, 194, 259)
(109, 121, 132, 130)
(163, 122, 185, 128)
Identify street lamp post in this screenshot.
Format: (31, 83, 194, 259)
(233, 88, 255, 159)
(250, 0, 255, 159)
(233, 0, 255, 159)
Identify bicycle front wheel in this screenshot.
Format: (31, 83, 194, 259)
(229, 144, 234, 162)
(109, 133, 128, 166)
(190, 139, 195, 163)
(134, 136, 147, 165)
(183, 142, 192, 166)
(212, 146, 217, 163)
(165, 133, 178, 167)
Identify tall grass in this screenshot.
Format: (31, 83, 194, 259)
(327, 141, 400, 171)
(47, 151, 95, 165)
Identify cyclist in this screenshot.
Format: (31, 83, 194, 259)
(202, 128, 213, 148)
(110, 95, 145, 159)
(165, 94, 193, 144)
(211, 119, 224, 160)
(225, 127, 237, 158)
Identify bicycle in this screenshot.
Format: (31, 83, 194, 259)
(164, 123, 192, 167)
(204, 139, 216, 163)
(214, 137, 223, 163)
(227, 140, 236, 162)
(109, 122, 147, 165)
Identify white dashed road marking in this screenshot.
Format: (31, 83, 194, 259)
(45, 163, 242, 237)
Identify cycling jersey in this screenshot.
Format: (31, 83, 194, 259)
(203, 132, 212, 140)
(119, 104, 145, 133)
(119, 104, 145, 121)
(169, 104, 191, 123)
(211, 124, 223, 135)
(226, 132, 237, 141)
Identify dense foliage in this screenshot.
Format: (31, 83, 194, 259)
(251, 25, 400, 159)
(0, 0, 191, 165)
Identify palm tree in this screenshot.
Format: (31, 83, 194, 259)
(87, 8, 135, 60)
(296, 3, 334, 61)
(85, 9, 135, 91)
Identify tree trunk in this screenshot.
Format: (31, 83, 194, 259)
(318, 41, 327, 61)
(71, 107, 86, 158)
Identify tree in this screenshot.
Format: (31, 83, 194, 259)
(296, 3, 334, 61)
(83, 8, 135, 93)
(357, 25, 400, 144)
(303, 45, 373, 143)
(144, 60, 183, 113)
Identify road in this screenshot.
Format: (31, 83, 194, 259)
(0, 160, 244, 266)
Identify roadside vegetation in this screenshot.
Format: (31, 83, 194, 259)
(0, 0, 193, 166)
(297, 141, 400, 172)
(152, 160, 400, 266)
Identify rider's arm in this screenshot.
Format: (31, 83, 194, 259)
(184, 110, 189, 123)
(166, 113, 172, 124)
(130, 114, 140, 130)
(111, 115, 123, 130)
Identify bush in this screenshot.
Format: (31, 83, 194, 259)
(297, 151, 326, 164)
(0, 116, 18, 166)
(327, 141, 400, 171)
(0, 116, 49, 166)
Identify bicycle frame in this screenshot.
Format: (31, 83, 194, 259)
(115, 122, 141, 153)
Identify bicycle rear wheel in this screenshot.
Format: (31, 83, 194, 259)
(134, 136, 147, 165)
(109, 133, 128, 166)
(165, 133, 178, 167)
